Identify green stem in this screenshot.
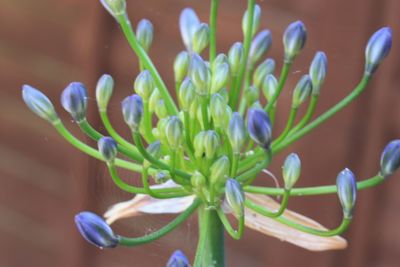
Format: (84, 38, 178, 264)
(238, 66, 253, 115)
(236, 150, 271, 184)
(230, 153, 240, 177)
(195, 208, 225, 267)
(209, 0, 220, 62)
(99, 110, 143, 161)
(140, 166, 186, 198)
(264, 62, 292, 113)
(118, 198, 201, 246)
(201, 96, 210, 130)
(289, 95, 319, 133)
(229, 0, 255, 110)
(217, 209, 245, 240)
(116, 14, 178, 115)
(142, 101, 155, 142)
(272, 107, 298, 145)
(272, 75, 371, 153)
(245, 189, 290, 218)
(52, 120, 143, 172)
(244, 175, 384, 196)
(183, 111, 195, 154)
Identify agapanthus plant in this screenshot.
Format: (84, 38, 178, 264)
(22, 0, 398, 266)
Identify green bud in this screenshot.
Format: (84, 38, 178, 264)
(174, 51, 190, 83)
(212, 53, 229, 73)
(253, 58, 275, 89)
(156, 118, 168, 144)
(309, 51, 327, 95)
(100, 0, 126, 19)
(249, 30, 272, 65)
(134, 70, 155, 101)
(147, 140, 161, 159)
(179, 8, 200, 51)
(204, 130, 220, 159)
(178, 78, 196, 111)
(165, 116, 183, 148)
(228, 112, 247, 154)
(210, 93, 227, 129)
(192, 23, 210, 54)
(148, 88, 161, 113)
(242, 4, 261, 38)
(189, 96, 201, 119)
(228, 42, 244, 76)
(190, 54, 211, 96)
(22, 85, 59, 124)
(225, 179, 245, 218)
(210, 156, 230, 185)
(292, 75, 312, 108)
(261, 74, 278, 102)
(282, 153, 301, 189)
(155, 99, 168, 119)
(211, 63, 230, 94)
(191, 171, 206, 189)
(136, 19, 153, 52)
(245, 85, 259, 106)
(96, 74, 114, 111)
(219, 88, 229, 103)
(193, 131, 206, 158)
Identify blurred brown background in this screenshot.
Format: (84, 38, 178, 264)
(1, 0, 399, 266)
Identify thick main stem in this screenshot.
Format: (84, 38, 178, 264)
(195, 207, 225, 267)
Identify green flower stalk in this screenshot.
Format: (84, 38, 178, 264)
(22, 0, 397, 266)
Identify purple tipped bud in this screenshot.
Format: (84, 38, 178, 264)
(283, 21, 307, 63)
(179, 8, 200, 51)
(228, 42, 244, 76)
(134, 70, 155, 101)
(249, 30, 272, 65)
(262, 74, 278, 102)
(98, 137, 118, 163)
(192, 23, 210, 54)
(242, 4, 261, 38)
(253, 58, 276, 89)
(22, 85, 59, 123)
(282, 153, 301, 189)
(380, 140, 400, 177)
(100, 0, 126, 19)
(96, 74, 114, 111)
(61, 82, 88, 123)
(121, 94, 143, 132)
(292, 75, 312, 108)
(247, 108, 272, 150)
(365, 27, 392, 75)
(174, 51, 190, 83)
(190, 53, 211, 95)
(228, 112, 247, 154)
(212, 53, 229, 73)
(147, 140, 161, 159)
(204, 130, 220, 160)
(75, 211, 118, 249)
(178, 78, 196, 111)
(136, 19, 154, 52)
(336, 168, 357, 218)
(225, 178, 245, 218)
(211, 62, 230, 93)
(166, 250, 190, 267)
(309, 51, 327, 95)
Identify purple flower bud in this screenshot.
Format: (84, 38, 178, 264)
(242, 4, 261, 38)
(121, 94, 143, 132)
(61, 82, 88, 122)
(365, 27, 392, 75)
(247, 108, 272, 150)
(228, 112, 247, 154)
(225, 178, 245, 218)
(380, 140, 400, 177)
(74, 211, 119, 249)
(292, 75, 312, 108)
(100, 0, 126, 19)
(179, 8, 200, 51)
(98, 137, 118, 163)
(282, 153, 301, 189)
(309, 51, 327, 95)
(22, 85, 59, 123)
(249, 30, 272, 65)
(283, 21, 307, 63)
(167, 250, 190, 267)
(336, 168, 357, 218)
(136, 19, 154, 52)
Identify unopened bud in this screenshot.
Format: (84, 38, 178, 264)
(210, 94, 227, 129)
(100, 0, 126, 19)
(165, 116, 183, 148)
(98, 137, 118, 163)
(309, 51, 327, 95)
(245, 85, 259, 106)
(253, 58, 275, 89)
(190, 53, 211, 95)
(149, 88, 161, 113)
(121, 94, 143, 132)
(336, 168, 357, 218)
(136, 19, 153, 52)
(249, 30, 272, 65)
(261, 74, 278, 102)
(204, 130, 220, 159)
(147, 140, 161, 159)
(228, 42, 244, 76)
(365, 27, 392, 75)
(155, 99, 168, 119)
(242, 4, 261, 38)
(179, 8, 200, 51)
(134, 70, 155, 101)
(61, 82, 88, 123)
(178, 78, 196, 111)
(225, 178, 245, 218)
(192, 23, 210, 54)
(210, 156, 230, 185)
(96, 74, 114, 111)
(193, 131, 206, 158)
(211, 63, 230, 93)
(292, 75, 312, 108)
(167, 250, 190, 267)
(247, 108, 272, 150)
(174, 51, 190, 83)
(380, 140, 400, 178)
(212, 53, 229, 73)
(282, 153, 301, 189)
(22, 85, 59, 123)
(191, 171, 206, 189)
(283, 21, 307, 63)
(228, 112, 247, 154)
